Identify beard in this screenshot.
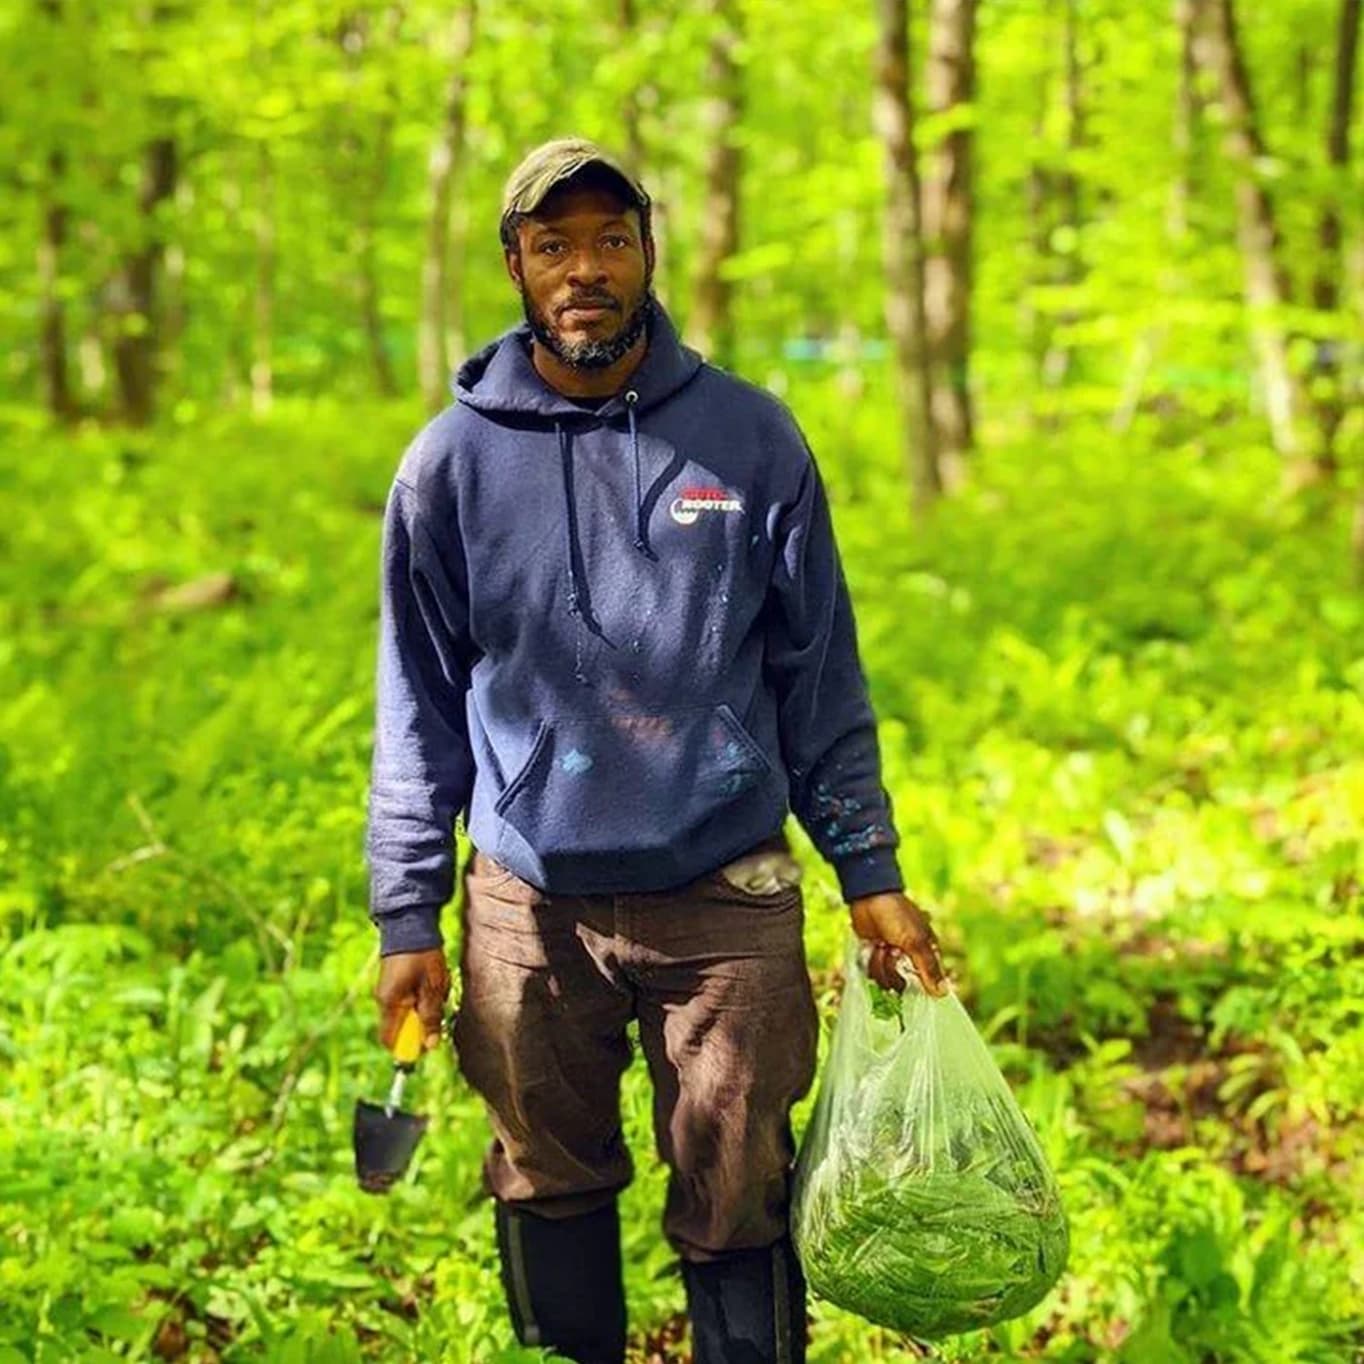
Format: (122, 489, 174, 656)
(521, 281, 655, 370)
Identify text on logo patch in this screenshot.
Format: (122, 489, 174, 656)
(669, 485, 745, 526)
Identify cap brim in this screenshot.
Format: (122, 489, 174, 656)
(509, 158, 648, 218)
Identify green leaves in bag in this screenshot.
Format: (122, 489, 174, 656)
(791, 933, 1069, 1340)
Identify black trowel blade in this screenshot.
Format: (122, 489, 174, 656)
(353, 1099, 429, 1194)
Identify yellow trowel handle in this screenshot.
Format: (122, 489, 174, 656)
(391, 1009, 425, 1068)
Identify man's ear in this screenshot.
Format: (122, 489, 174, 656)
(503, 246, 523, 289)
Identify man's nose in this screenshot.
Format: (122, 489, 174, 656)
(566, 247, 608, 286)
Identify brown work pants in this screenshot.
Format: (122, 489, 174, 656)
(450, 832, 820, 1264)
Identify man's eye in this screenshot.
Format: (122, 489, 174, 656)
(604, 235, 629, 248)
(540, 241, 565, 255)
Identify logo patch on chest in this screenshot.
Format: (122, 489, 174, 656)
(669, 485, 745, 526)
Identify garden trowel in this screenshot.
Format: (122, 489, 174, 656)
(353, 1009, 430, 1194)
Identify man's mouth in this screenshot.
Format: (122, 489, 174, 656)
(560, 300, 617, 321)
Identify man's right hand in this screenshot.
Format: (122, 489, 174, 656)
(375, 948, 451, 1053)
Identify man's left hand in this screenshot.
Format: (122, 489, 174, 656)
(848, 890, 948, 996)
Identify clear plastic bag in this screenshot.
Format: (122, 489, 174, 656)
(791, 932, 1069, 1340)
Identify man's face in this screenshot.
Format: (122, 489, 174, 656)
(506, 184, 654, 370)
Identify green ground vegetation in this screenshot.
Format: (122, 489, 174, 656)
(3, 386, 1363, 1361)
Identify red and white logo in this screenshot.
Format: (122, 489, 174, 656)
(669, 485, 745, 526)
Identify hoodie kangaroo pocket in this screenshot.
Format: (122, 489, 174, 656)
(493, 704, 773, 877)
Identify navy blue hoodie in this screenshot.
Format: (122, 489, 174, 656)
(365, 300, 904, 955)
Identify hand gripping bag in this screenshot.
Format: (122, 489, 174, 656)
(791, 932, 1069, 1339)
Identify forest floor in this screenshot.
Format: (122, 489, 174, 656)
(2, 395, 1363, 1362)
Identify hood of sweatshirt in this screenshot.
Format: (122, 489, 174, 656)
(452, 296, 703, 420)
(451, 299, 705, 647)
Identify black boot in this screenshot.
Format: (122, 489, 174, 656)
(681, 1234, 807, 1364)
(492, 1198, 628, 1364)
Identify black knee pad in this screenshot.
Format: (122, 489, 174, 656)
(682, 1234, 807, 1364)
(493, 1197, 628, 1364)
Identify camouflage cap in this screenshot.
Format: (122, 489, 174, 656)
(500, 137, 650, 225)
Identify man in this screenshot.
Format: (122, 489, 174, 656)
(365, 136, 947, 1364)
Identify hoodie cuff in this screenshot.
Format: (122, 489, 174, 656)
(834, 848, 905, 905)
(373, 904, 445, 957)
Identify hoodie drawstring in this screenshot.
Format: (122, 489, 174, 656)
(556, 393, 657, 684)
(556, 418, 592, 685)
(625, 390, 658, 561)
(555, 420, 582, 621)
(556, 390, 657, 624)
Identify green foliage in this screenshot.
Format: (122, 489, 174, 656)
(3, 393, 1364, 1359)
(3, 0, 1360, 427)
(2, 0, 1364, 1355)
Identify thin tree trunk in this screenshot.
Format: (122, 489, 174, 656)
(161, 231, 187, 390)
(688, 0, 743, 367)
(657, 162, 686, 311)
(1297, 44, 1318, 127)
(78, 312, 107, 405)
(1169, 0, 1201, 241)
(620, 0, 645, 172)
(419, 1, 475, 412)
(358, 116, 398, 399)
(922, 0, 977, 487)
(1041, 0, 1083, 389)
(1198, 0, 1306, 463)
(1114, 0, 1203, 432)
(1115, 0, 1203, 431)
(1352, 230, 1364, 335)
(618, 0, 670, 304)
(111, 135, 177, 425)
(219, 164, 248, 406)
(252, 139, 275, 415)
(1316, 0, 1359, 476)
(875, 0, 940, 510)
(337, 6, 404, 399)
(1022, 54, 1053, 387)
(36, 0, 76, 420)
(358, 61, 399, 399)
(38, 148, 77, 422)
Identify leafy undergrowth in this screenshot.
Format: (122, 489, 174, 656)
(2, 395, 1363, 1362)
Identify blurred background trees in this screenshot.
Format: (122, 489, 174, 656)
(5, 5, 1364, 1358)
(4, 0, 1360, 500)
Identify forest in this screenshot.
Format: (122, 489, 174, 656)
(2, 0, 1363, 1359)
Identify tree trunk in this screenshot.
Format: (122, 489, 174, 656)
(875, 0, 940, 510)
(111, 135, 177, 425)
(1022, 57, 1053, 387)
(688, 0, 743, 368)
(419, 1, 476, 412)
(35, 0, 76, 421)
(618, 0, 670, 306)
(359, 37, 400, 400)
(1113, 0, 1204, 431)
(1113, 0, 1204, 432)
(336, 6, 404, 399)
(657, 162, 687, 311)
(1041, 0, 1083, 389)
(922, 0, 977, 487)
(620, 0, 645, 172)
(161, 226, 187, 391)
(252, 140, 275, 415)
(37, 148, 77, 422)
(1169, 0, 1201, 241)
(1316, 0, 1359, 475)
(1198, 0, 1306, 463)
(358, 111, 398, 399)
